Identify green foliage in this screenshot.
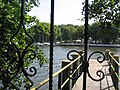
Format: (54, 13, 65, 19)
(74, 25, 84, 41)
(0, 0, 48, 89)
(29, 20, 61, 43)
(58, 24, 77, 42)
(89, 22, 119, 44)
(81, 0, 120, 44)
(88, 0, 120, 28)
(55, 22, 119, 44)
(89, 22, 102, 43)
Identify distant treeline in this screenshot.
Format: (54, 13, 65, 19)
(30, 21, 120, 44)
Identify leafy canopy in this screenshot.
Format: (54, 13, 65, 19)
(88, 0, 120, 28)
(0, 0, 48, 89)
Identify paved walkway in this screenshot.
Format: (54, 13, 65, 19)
(72, 60, 115, 90)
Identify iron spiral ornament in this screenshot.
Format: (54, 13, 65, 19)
(66, 50, 83, 80)
(66, 50, 105, 82)
(87, 51, 105, 81)
(66, 0, 106, 89)
(1, 0, 37, 89)
(67, 50, 82, 61)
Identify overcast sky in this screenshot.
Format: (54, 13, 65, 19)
(28, 0, 94, 25)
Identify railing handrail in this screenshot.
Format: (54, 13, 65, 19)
(107, 51, 120, 89)
(109, 52, 120, 66)
(108, 52, 120, 80)
(31, 53, 84, 90)
(61, 61, 83, 89)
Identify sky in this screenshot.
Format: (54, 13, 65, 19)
(28, 0, 94, 25)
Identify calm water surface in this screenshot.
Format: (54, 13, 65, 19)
(31, 46, 120, 90)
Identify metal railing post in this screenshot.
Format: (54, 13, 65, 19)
(113, 55, 119, 90)
(71, 54, 79, 87)
(58, 72, 62, 90)
(62, 60, 72, 90)
(49, 0, 54, 90)
(105, 49, 110, 60)
(83, 0, 89, 89)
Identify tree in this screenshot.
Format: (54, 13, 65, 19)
(59, 25, 70, 42)
(54, 25, 61, 42)
(31, 21, 50, 42)
(74, 25, 84, 41)
(0, 0, 47, 89)
(58, 24, 85, 43)
(82, 0, 119, 44)
(59, 24, 76, 42)
(88, 0, 120, 28)
(89, 22, 102, 43)
(89, 22, 119, 44)
(30, 20, 61, 43)
(100, 24, 119, 44)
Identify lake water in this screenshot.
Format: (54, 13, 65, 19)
(30, 46, 120, 90)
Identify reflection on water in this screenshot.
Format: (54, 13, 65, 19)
(31, 46, 120, 90)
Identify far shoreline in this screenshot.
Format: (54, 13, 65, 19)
(34, 42, 120, 48)
(55, 43, 120, 48)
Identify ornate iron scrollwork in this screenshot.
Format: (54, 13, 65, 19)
(0, 0, 37, 89)
(66, 0, 106, 89)
(67, 50, 81, 61)
(66, 50, 83, 80)
(87, 51, 105, 81)
(66, 50, 105, 82)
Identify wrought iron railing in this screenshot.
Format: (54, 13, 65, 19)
(31, 50, 84, 90)
(1, 0, 119, 90)
(108, 51, 120, 89)
(1, 0, 37, 89)
(31, 49, 106, 90)
(49, 0, 54, 90)
(64, 0, 106, 89)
